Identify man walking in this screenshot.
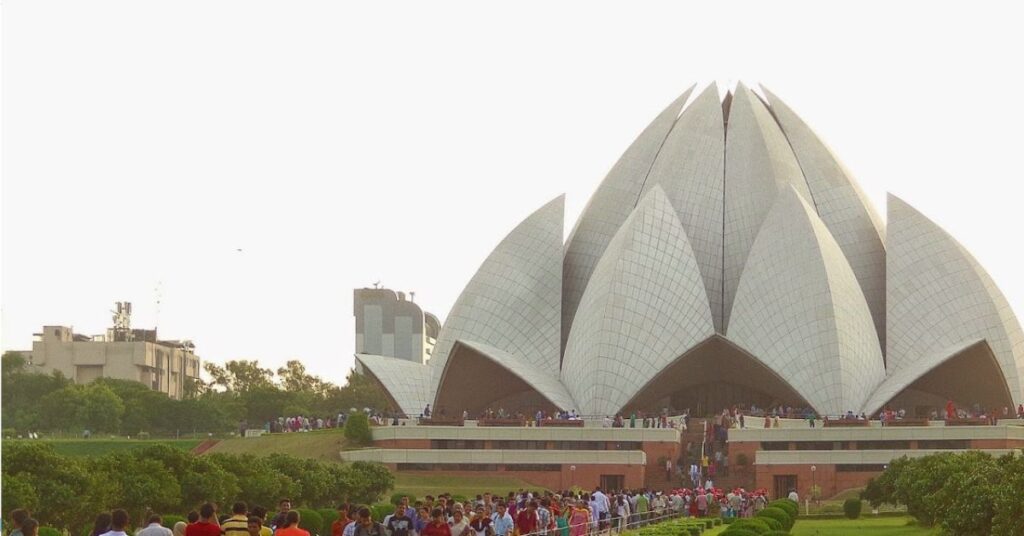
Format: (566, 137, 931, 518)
(222, 503, 250, 536)
(137, 515, 172, 536)
(99, 510, 130, 536)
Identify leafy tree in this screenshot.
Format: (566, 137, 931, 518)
(1, 442, 106, 531)
(277, 360, 331, 396)
(340, 461, 394, 504)
(38, 385, 88, 431)
(78, 383, 127, 432)
(206, 453, 298, 509)
(204, 360, 275, 392)
(993, 453, 1024, 536)
(90, 453, 182, 521)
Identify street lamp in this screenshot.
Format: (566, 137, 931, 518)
(810, 465, 817, 512)
(570, 465, 576, 488)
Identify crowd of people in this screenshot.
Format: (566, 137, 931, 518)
(5, 485, 793, 536)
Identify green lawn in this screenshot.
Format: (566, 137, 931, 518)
(19, 438, 204, 457)
(791, 516, 937, 535)
(392, 473, 545, 497)
(203, 428, 348, 462)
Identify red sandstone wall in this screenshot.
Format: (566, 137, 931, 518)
(387, 464, 646, 491)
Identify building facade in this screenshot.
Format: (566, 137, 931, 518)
(354, 287, 438, 364)
(340, 423, 680, 490)
(25, 324, 201, 400)
(356, 82, 1024, 421)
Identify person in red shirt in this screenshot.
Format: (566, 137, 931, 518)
(275, 512, 309, 536)
(331, 504, 351, 536)
(515, 502, 538, 536)
(185, 504, 221, 536)
(420, 509, 450, 536)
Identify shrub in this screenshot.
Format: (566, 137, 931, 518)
(343, 412, 373, 445)
(757, 516, 783, 531)
(713, 518, 722, 525)
(763, 531, 790, 536)
(452, 495, 469, 504)
(161, 515, 186, 530)
(370, 503, 392, 522)
(703, 519, 714, 529)
(296, 509, 324, 536)
(756, 507, 792, 530)
(768, 499, 798, 519)
(725, 518, 772, 534)
(843, 498, 862, 519)
(721, 529, 760, 536)
(390, 491, 416, 505)
(3, 428, 16, 439)
(39, 527, 61, 536)
(686, 528, 700, 536)
(318, 509, 339, 529)
(722, 516, 736, 524)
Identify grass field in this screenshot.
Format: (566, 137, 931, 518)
(391, 473, 547, 497)
(202, 429, 349, 462)
(17, 438, 204, 457)
(791, 516, 937, 535)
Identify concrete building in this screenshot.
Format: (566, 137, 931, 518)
(357, 82, 1024, 420)
(339, 421, 681, 490)
(23, 303, 201, 399)
(354, 287, 439, 364)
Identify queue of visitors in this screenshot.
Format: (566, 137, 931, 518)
(6, 484, 786, 536)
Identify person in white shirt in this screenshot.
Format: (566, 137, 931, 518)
(136, 515, 172, 536)
(788, 490, 799, 503)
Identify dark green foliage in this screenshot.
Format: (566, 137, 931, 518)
(318, 510, 339, 530)
(762, 531, 790, 536)
(842, 498, 862, 519)
(754, 515, 782, 531)
(724, 518, 771, 534)
(703, 519, 713, 529)
(370, 503, 392, 522)
(390, 491, 416, 505)
(767, 499, 798, 519)
(162, 516, 186, 530)
(686, 528, 700, 536)
(721, 529, 760, 536)
(1, 441, 392, 536)
(1, 353, 393, 437)
(343, 412, 373, 445)
(713, 518, 722, 526)
(296, 509, 324, 536)
(38, 527, 61, 536)
(756, 507, 792, 530)
(722, 516, 735, 524)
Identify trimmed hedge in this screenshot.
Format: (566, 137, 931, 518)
(370, 503, 392, 522)
(843, 498, 862, 519)
(721, 529, 760, 536)
(390, 492, 416, 505)
(756, 507, 793, 530)
(725, 518, 772, 534)
(296, 509, 324, 536)
(161, 515, 186, 530)
(763, 531, 791, 536)
(768, 499, 798, 520)
(318, 509, 340, 529)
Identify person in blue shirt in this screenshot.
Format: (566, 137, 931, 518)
(490, 503, 514, 536)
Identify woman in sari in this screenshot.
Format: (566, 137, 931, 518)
(555, 500, 570, 536)
(568, 500, 590, 536)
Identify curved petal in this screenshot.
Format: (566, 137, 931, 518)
(642, 84, 727, 331)
(562, 87, 696, 353)
(355, 354, 432, 417)
(887, 194, 1024, 404)
(761, 86, 887, 350)
(561, 186, 716, 416)
(727, 187, 885, 415)
(434, 340, 578, 414)
(428, 195, 565, 395)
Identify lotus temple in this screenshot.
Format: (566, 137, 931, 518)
(355, 82, 1024, 421)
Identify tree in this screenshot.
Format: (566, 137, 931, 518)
(277, 360, 331, 395)
(78, 383, 126, 432)
(340, 461, 394, 505)
(204, 360, 275, 392)
(38, 385, 88, 432)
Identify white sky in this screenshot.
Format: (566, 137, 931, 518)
(3, 1, 1024, 386)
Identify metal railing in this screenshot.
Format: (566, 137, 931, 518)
(516, 507, 700, 536)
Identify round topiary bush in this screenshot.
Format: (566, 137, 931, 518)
(768, 499, 798, 520)
(755, 516, 782, 532)
(843, 498, 862, 519)
(161, 515, 186, 530)
(390, 491, 417, 505)
(725, 518, 772, 534)
(713, 518, 722, 526)
(757, 507, 792, 530)
(723, 516, 736, 525)
(687, 528, 700, 536)
(344, 412, 373, 445)
(296, 508, 324, 536)
(762, 531, 791, 536)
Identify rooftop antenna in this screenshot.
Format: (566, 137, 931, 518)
(154, 280, 164, 330)
(373, 280, 381, 289)
(410, 291, 416, 302)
